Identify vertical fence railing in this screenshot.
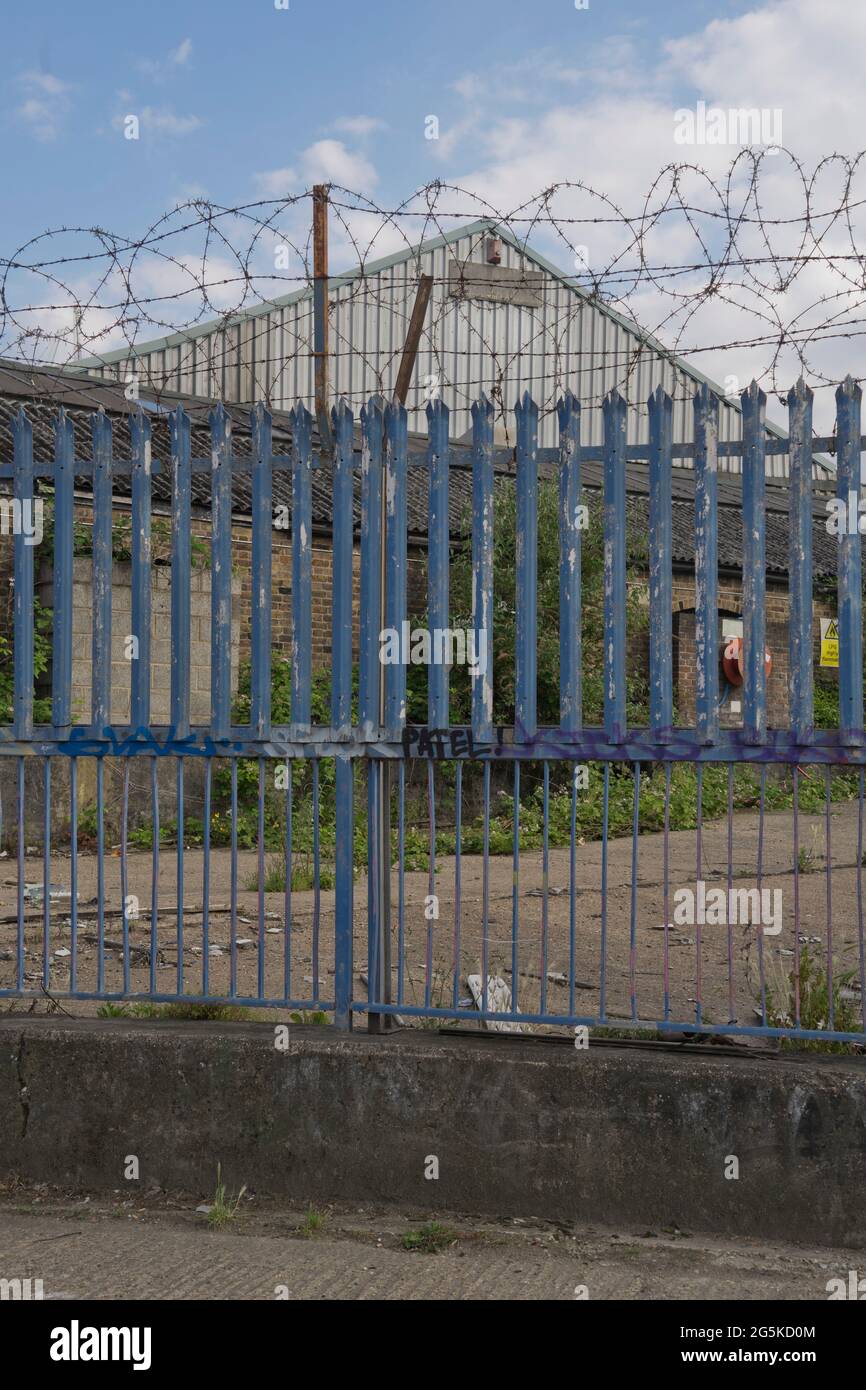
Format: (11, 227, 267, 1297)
(2, 378, 866, 1044)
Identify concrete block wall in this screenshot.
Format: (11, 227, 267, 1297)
(38, 555, 241, 726)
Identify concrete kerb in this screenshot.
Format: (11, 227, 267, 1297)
(1, 1017, 865, 1247)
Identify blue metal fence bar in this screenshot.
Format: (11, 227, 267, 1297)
(511, 761, 520, 1011)
(284, 767, 292, 1001)
(12, 410, 34, 739)
(694, 385, 719, 743)
(130, 408, 152, 729)
(453, 760, 462, 1011)
(425, 760, 436, 1008)
(788, 380, 814, 743)
(176, 758, 185, 995)
(359, 397, 384, 739)
(600, 767, 614, 1017)
(202, 760, 212, 996)
(96, 759, 106, 993)
(312, 758, 321, 1007)
(209, 404, 232, 742)
(170, 407, 192, 739)
(471, 395, 494, 743)
(90, 411, 112, 733)
(52, 409, 75, 731)
(42, 760, 51, 991)
(647, 387, 672, 740)
(121, 761, 130, 994)
(515, 393, 539, 741)
(695, 763, 704, 1028)
(332, 399, 355, 1028)
(558, 392, 582, 732)
(427, 398, 450, 728)
(602, 389, 627, 744)
(836, 376, 863, 743)
(290, 403, 314, 735)
(69, 759, 78, 990)
(397, 761, 406, 1007)
(385, 399, 408, 737)
(230, 758, 239, 996)
(149, 757, 158, 994)
(630, 764, 640, 1021)
(250, 403, 272, 740)
(360, 398, 385, 1015)
(16, 758, 23, 987)
(257, 757, 266, 1000)
(825, 766, 834, 1030)
(541, 762, 551, 1013)
(741, 382, 767, 744)
(331, 400, 354, 739)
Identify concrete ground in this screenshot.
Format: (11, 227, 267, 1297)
(0, 1186, 856, 1300)
(2, 790, 864, 1031)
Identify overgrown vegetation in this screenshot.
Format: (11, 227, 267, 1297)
(400, 1221, 458, 1254)
(768, 946, 864, 1052)
(96, 1002, 252, 1022)
(0, 600, 53, 725)
(206, 1163, 247, 1229)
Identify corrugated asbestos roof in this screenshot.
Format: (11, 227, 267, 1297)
(0, 360, 848, 580)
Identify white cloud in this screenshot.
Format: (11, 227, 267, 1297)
(15, 70, 73, 141)
(254, 167, 300, 196)
(169, 38, 193, 66)
(425, 0, 866, 424)
(137, 38, 193, 81)
(331, 115, 387, 137)
(112, 107, 202, 137)
(300, 139, 378, 188)
(257, 140, 378, 195)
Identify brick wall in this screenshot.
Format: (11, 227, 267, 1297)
(669, 575, 837, 727)
(0, 512, 840, 730)
(34, 554, 241, 726)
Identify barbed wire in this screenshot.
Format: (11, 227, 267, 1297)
(2, 149, 866, 432)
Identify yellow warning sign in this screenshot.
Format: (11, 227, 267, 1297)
(821, 617, 839, 668)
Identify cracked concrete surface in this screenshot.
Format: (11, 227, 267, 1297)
(0, 1188, 856, 1301)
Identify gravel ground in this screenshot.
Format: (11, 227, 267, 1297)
(2, 795, 864, 1033)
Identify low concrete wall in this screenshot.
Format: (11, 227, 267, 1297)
(2, 1018, 865, 1246)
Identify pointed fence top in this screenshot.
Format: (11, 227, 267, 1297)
(556, 389, 580, 423)
(836, 373, 862, 401)
(514, 389, 538, 418)
(331, 395, 353, 426)
(425, 395, 449, 422)
(788, 377, 813, 405)
(209, 399, 231, 434)
(741, 379, 767, 410)
(289, 400, 314, 448)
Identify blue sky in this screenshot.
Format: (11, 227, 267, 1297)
(0, 0, 740, 246)
(1, 0, 862, 418)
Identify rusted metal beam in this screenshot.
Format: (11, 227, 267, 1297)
(312, 184, 332, 453)
(393, 273, 433, 405)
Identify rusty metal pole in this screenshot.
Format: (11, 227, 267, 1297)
(312, 185, 332, 455)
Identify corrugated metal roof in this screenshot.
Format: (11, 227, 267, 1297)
(0, 361, 848, 581)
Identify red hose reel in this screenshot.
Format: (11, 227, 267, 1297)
(721, 635, 772, 688)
